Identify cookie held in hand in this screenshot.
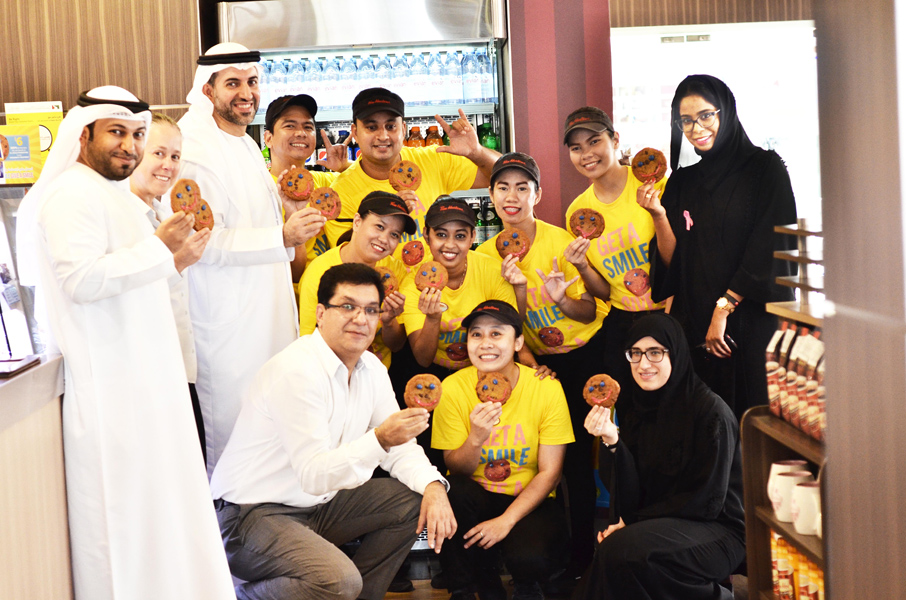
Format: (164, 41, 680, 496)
(414, 261, 448, 291)
(583, 374, 620, 408)
(281, 166, 316, 201)
(631, 147, 667, 184)
(389, 160, 422, 192)
(569, 208, 605, 240)
(375, 266, 399, 295)
(476, 372, 512, 404)
(404, 374, 442, 411)
(310, 187, 342, 220)
(496, 228, 531, 261)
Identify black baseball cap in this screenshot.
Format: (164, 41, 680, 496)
(563, 106, 614, 144)
(490, 152, 541, 187)
(352, 87, 405, 122)
(462, 300, 523, 333)
(265, 94, 318, 132)
(358, 191, 417, 235)
(425, 197, 476, 229)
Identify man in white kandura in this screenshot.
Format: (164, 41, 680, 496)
(29, 86, 235, 600)
(178, 42, 326, 475)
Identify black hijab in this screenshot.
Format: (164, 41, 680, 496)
(669, 75, 760, 187)
(620, 313, 703, 479)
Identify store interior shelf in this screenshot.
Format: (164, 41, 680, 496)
(748, 413, 824, 464)
(775, 275, 824, 293)
(766, 301, 825, 328)
(755, 506, 825, 568)
(251, 102, 497, 126)
(774, 249, 823, 265)
(776, 223, 823, 237)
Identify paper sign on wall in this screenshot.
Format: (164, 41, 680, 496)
(0, 126, 42, 184)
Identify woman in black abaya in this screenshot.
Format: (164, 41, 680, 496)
(637, 74, 797, 420)
(580, 313, 745, 600)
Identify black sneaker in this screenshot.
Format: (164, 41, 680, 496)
(387, 574, 414, 593)
(513, 581, 545, 600)
(431, 571, 448, 589)
(477, 577, 507, 600)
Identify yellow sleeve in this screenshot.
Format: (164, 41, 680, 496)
(431, 370, 477, 450)
(298, 250, 340, 335)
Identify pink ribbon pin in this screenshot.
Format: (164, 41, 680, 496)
(683, 210, 694, 231)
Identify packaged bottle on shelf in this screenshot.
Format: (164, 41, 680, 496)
(391, 54, 411, 101)
(288, 59, 305, 96)
(374, 54, 392, 92)
(339, 56, 358, 109)
(477, 48, 494, 103)
(427, 53, 445, 103)
(443, 51, 463, 105)
(478, 122, 501, 151)
(406, 126, 425, 147)
(271, 60, 288, 103)
(409, 53, 430, 106)
(425, 125, 443, 146)
(484, 198, 502, 239)
(306, 57, 324, 103)
(488, 49, 499, 104)
(258, 60, 271, 111)
(475, 199, 488, 246)
(261, 144, 270, 168)
(359, 56, 377, 96)
(461, 50, 482, 104)
(322, 57, 341, 110)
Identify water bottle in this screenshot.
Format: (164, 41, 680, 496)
(488, 50, 499, 104)
(306, 58, 323, 105)
(390, 54, 410, 101)
(271, 60, 288, 103)
(339, 56, 358, 110)
(443, 51, 463, 106)
(409, 52, 430, 106)
(375, 54, 392, 89)
(426, 53, 445, 106)
(461, 50, 481, 104)
(257, 60, 271, 112)
(477, 49, 494, 104)
(357, 56, 376, 97)
(322, 56, 341, 110)
(288, 59, 305, 96)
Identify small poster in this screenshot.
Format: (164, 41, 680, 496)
(4, 101, 63, 153)
(0, 126, 41, 184)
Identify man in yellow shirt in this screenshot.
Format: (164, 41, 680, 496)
(264, 94, 351, 280)
(325, 87, 501, 265)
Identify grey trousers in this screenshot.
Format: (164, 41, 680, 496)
(216, 478, 422, 600)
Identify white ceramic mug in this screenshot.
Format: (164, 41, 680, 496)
(792, 481, 821, 535)
(768, 460, 809, 511)
(774, 470, 813, 522)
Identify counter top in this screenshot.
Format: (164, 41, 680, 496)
(0, 354, 64, 434)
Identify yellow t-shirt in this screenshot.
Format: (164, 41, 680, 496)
(477, 220, 604, 355)
(401, 251, 516, 370)
(325, 146, 479, 265)
(432, 364, 575, 497)
(565, 167, 667, 312)
(273, 170, 338, 265)
(298, 244, 408, 368)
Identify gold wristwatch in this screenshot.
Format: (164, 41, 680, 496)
(716, 295, 737, 314)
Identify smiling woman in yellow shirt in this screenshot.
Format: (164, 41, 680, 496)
(298, 192, 414, 367)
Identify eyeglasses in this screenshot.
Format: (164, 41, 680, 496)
(674, 109, 721, 132)
(324, 303, 383, 319)
(625, 348, 669, 363)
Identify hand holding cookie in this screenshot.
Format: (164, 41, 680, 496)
(283, 206, 327, 248)
(563, 236, 591, 270)
(584, 404, 618, 446)
(418, 286, 445, 318)
(396, 189, 422, 215)
(156, 211, 195, 253)
(500, 254, 527, 287)
(381, 291, 406, 324)
(375, 408, 430, 450)
(468, 401, 503, 444)
(173, 228, 211, 272)
(636, 182, 665, 219)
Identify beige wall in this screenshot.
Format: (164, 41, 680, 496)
(0, 0, 198, 110)
(610, 0, 812, 27)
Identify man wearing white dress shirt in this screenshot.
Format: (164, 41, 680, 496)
(211, 263, 455, 600)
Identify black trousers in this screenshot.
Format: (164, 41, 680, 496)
(441, 475, 569, 591)
(189, 382, 206, 465)
(578, 517, 744, 600)
(533, 324, 607, 574)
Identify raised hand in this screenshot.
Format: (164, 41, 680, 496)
(536, 257, 579, 304)
(316, 129, 353, 173)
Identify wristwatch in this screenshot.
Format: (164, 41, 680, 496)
(716, 295, 738, 314)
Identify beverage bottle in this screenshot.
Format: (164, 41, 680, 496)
(357, 56, 376, 96)
(290, 59, 306, 96)
(261, 144, 270, 168)
(443, 51, 463, 106)
(425, 125, 443, 146)
(374, 54, 392, 91)
(442, 130, 451, 145)
(426, 53, 445, 105)
(257, 59, 271, 111)
(349, 136, 360, 161)
(271, 59, 288, 102)
(478, 122, 501, 152)
(477, 49, 494, 103)
(488, 50, 499, 104)
(339, 56, 358, 109)
(475, 198, 488, 245)
(484, 198, 502, 238)
(306, 57, 324, 103)
(391, 54, 411, 101)
(322, 56, 341, 110)
(406, 126, 426, 147)
(470, 199, 484, 248)
(461, 50, 482, 104)
(409, 52, 430, 106)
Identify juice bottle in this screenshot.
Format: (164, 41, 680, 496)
(406, 126, 426, 147)
(425, 126, 443, 146)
